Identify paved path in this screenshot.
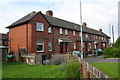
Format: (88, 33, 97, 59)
(84, 55, 119, 63)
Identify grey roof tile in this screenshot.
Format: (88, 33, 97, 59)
(6, 11, 110, 38)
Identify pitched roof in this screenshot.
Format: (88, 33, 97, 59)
(6, 11, 110, 38)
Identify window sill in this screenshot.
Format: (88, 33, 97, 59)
(37, 51, 44, 52)
(36, 30, 44, 32)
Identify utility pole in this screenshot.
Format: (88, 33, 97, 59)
(112, 25, 114, 44)
(80, 0, 83, 59)
(109, 24, 111, 46)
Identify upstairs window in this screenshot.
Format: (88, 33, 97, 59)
(90, 34, 92, 39)
(73, 31, 75, 36)
(48, 42, 52, 51)
(48, 27, 51, 33)
(86, 33, 88, 38)
(65, 29, 68, 35)
(102, 37, 104, 40)
(37, 42, 44, 52)
(0, 40, 2, 43)
(60, 28, 62, 34)
(79, 32, 81, 36)
(36, 22, 44, 31)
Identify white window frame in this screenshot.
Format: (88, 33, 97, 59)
(73, 43, 76, 49)
(86, 33, 88, 38)
(88, 43, 91, 49)
(36, 22, 44, 31)
(73, 31, 75, 36)
(60, 28, 62, 34)
(79, 32, 81, 37)
(48, 42, 52, 51)
(48, 27, 51, 33)
(37, 42, 44, 52)
(65, 29, 68, 35)
(103, 43, 105, 47)
(0, 40, 2, 43)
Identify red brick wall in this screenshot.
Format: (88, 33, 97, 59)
(8, 12, 110, 59)
(9, 24, 27, 53)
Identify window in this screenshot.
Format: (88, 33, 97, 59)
(60, 28, 62, 34)
(36, 22, 44, 31)
(90, 34, 92, 39)
(73, 31, 75, 36)
(37, 42, 44, 52)
(102, 37, 104, 40)
(94, 35, 96, 39)
(103, 43, 105, 47)
(88, 43, 91, 49)
(0, 40, 2, 43)
(96, 35, 98, 39)
(48, 27, 51, 33)
(73, 43, 76, 49)
(65, 29, 68, 35)
(86, 33, 88, 38)
(48, 42, 52, 51)
(79, 32, 81, 36)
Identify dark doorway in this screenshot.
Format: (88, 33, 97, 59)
(85, 43, 88, 55)
(60, 43, 63, 53)
(65, 43, 68, 53)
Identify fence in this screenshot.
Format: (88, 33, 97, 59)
(79, 58, 112, 80)
(51, 53, 112, 80)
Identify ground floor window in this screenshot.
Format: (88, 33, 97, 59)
(88, 43, 91, 49)
(37, 42, 44, 52)
(48, 42, 52, 51)
(73, 43, 76, 49)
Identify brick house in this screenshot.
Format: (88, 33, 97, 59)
(0, 33, 8, 62)
(6, 10, 110, 60)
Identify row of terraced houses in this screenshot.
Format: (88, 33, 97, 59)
(6, 10, 110, 60)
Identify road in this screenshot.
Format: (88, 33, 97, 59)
(84, 55, 119, 63)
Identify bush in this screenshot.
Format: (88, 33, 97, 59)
(65, 61, 80, 78)
(114, 37, 120, 48)
(103, 47, 119, 58)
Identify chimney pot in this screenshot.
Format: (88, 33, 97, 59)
(46, 10, 53, 16)
(82, 22, 87, 27)
(99, 29, 102, 32)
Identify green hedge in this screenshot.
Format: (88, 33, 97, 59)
(104, 47, 119, 58)
(104, 37, 120, 58)
(114, 37, 120, 48)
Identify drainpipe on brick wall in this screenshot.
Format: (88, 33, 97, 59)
(52, 26, 55, 54)
(26, 23, 28, 54)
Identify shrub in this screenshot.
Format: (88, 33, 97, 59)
(114, 37, 120, 48)
(65, 61, 80, 78)
(103, 47, 119, 58)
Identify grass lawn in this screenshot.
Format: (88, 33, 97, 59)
(2, 62, 66, 78)
(92, 63, 119, 79)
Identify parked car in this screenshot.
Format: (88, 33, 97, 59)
(73, 51, 81, 57)
(95, 49, 103, 55)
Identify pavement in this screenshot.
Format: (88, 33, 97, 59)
(84, 55, 120, 63)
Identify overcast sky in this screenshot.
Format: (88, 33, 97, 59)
(0, 0, 119, 42)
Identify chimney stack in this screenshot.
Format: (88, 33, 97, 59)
(99, 29, 102, 32)
(46, 10, 53, 16)
(30, 11, 36, 15)
(82, 22, 87, 27)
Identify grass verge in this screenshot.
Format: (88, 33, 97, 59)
(92, 63, 119, 79)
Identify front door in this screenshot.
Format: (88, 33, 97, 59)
(60, 43, 63, 53)
(85, 43, 88, 55)
(65, 43, 68, 53)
